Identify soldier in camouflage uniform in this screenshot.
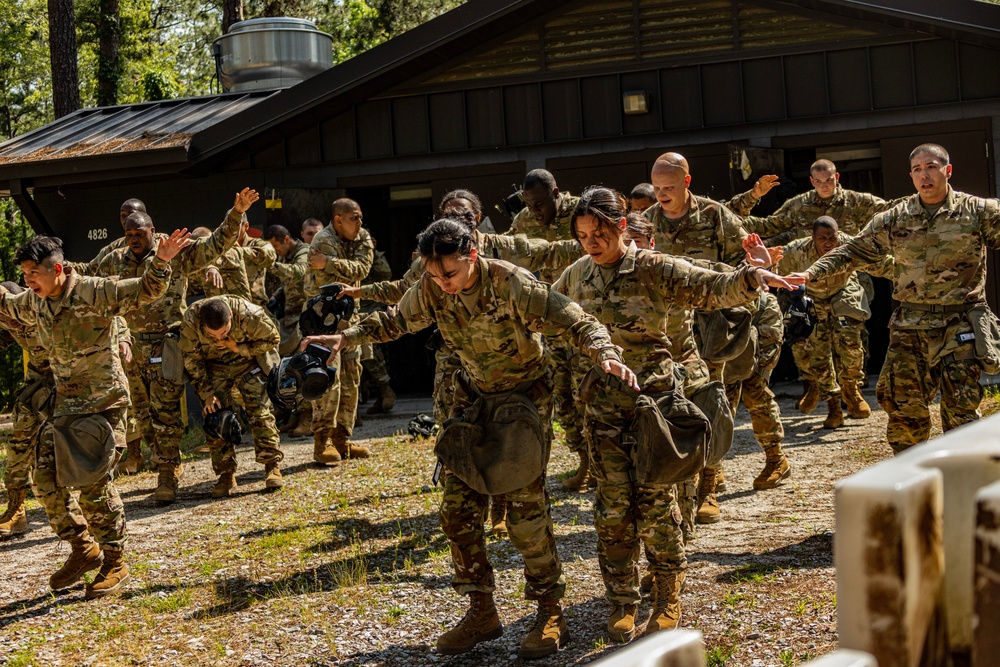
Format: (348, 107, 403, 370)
(89, 190, 257, 502)
(0, 285, 52, 537)
(645, 152, 759, 524)
(242, 230, 276, 307)
(777, 217, 892, 427)
(304, 218, 632, 659)
(79, 198, 147, 274)
(555, 186, 793, 642)
(306, 199, 374, 465)
(265, 224, 313, 436)
(505, 170, 592, 490)
(301, 217, 323, 244)
(792, 144, 1000, 453)
(189, 225, 254, 302)
(180, 296, 284, 496)
(0, 231, 186, 597)
(360, 245, 396, 415)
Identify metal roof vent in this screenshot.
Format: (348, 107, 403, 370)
(213, 17, 333, 93)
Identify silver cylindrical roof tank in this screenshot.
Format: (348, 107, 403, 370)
(213, 17, 333, 93)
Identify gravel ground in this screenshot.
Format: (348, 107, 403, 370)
(0, 381, 943, 667)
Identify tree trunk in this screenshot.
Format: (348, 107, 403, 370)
(48, 0, 80, 118)
(222, 0, 244, 34)
(96, 0, 121, 107)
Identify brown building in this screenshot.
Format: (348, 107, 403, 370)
(2, 0, 999, 389)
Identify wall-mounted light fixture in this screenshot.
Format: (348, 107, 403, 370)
(623, 91, 649, 115)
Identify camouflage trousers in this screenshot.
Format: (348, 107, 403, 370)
(125, 337, 186, 468)
(439, 471, 565, 599)
(361, 344, 391, 386)
(312, 345, 362, 436)
(587, 385, 686, 605)
(876, 321, 982, 452)
(277, 314, 302, 357)
(433, 345, 462, 425)
(34, 407, 128, 550)
(725, 369, 784, 448)
(4, 391, 44, 490)
(792, 313, 866, 398)
(549, 339, 587, 454)
(205, 365, 283, 475)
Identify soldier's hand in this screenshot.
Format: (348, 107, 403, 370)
(752, 174, 780, 199)
(767, 246, 784, 265)
(308, 249, 328, 270)
(156, 228, 192, 261)
(203, 395, 222, 415)
(205, 266, 224, 289)
(213, 337, 239, 353)
(233, 187, 260, 214)
(119, 340, 133, 364)
(300, 334, 345, 362)
(743, 233, 774, 268)
(788, 271, 811, 284)
(753, 269, 804, 292)
(602, 359, 640, 392)
(336, 285, 361, 299)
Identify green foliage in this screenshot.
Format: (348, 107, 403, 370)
(0, 0, 53, 139)
(0, 202, 34, 410)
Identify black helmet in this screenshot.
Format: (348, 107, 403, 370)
(782, 286, 817, 345)
(203, 407, 244, 445)
(267, 344, 337, 406)
(299, 283, 355, 336)
(407, 414, 439, 439)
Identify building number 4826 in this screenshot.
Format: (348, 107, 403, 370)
(87, 228, 108, 241)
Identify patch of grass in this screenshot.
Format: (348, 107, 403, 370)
(593, 636, 607, 651)
(722, 563, 782, 584)
(197, 558, 224, 578)
(141, 589, 193, 613)
(383, 606, 405, 625)
(794, 599, 807, 615)
(706, 644, 736, 667)
(179, 426, 207, 456)
(721, 590, 747, 607)
(5, 648, 35, 667)
(328, 554, 368, 589)
(779, 649, 796, 666)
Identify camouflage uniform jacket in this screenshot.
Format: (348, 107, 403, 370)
(80, 236, 128, 275)
(507, 192, 580, 282)
(0, 318, 51, 381)
(778, 233, 892, 320)
(343, 257, 622, 394)
(806, 187, 1000, 329)
(242, 238, 277, 306)
(361, 230, 581, 306)
(268, 240, 310, 318)
(195, 246, 252, 301)
(552, 242, 764, 394)
(305, 227, 374, 327)
(93, 208, 244, 334)
(741, 185, 889, 246)
(360, 250, 393, 315)
(0, 262, 170, 416)
(644, 194, 749, 265)
(179, 295, 280, 402)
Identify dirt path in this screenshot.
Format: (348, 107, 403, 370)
(0, 383, 912, 666)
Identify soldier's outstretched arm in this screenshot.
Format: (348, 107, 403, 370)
(99, 229, 188, 315)
(0, 288, 36, 327)
(799, 213, 892, 284)
(358, 256, 423, 306)
(340, 279, 436, 347)
(183, 188, 259, 273)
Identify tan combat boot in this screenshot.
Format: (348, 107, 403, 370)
(367, 382, 396, 414)
(695, 469, 720, 525)
(489, 496, 508, 538)
(264, 463, 283, 489)
(842, 382, 871, 419)
(754, 446, 791, 490)
(645, 571, 684, 634)
(291, 402, 314, 438)
(607, 603, 639, 643)
(0, 487, 28, 536)
(715, 467, 727, 492)
(313, 431, 342, 466)
(211, 471, 237, 498)
(119, 439, 143, 475)
(561, 450, 590, 491)
(85, 549, 131, 598)
(797, 380, 819, 414)
(152, 464, 180, 503)
(519, 598, 569, 659)
(823, 396, 844, 429)
(50, 533, 104, 590)
(436, 591, 503, 655)
(332, 425, 370, 459)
